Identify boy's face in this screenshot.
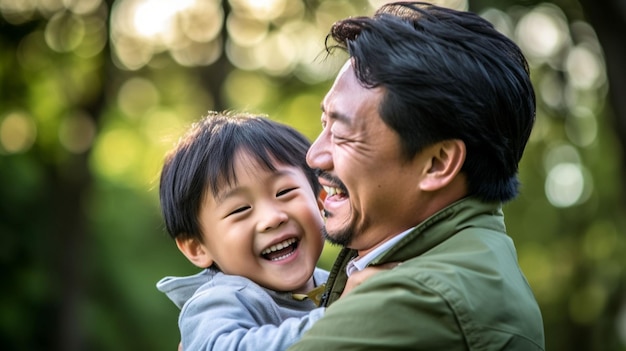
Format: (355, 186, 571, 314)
(197, 150, 324, 293)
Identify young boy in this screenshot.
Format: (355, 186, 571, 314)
(157, 111, 328, 351)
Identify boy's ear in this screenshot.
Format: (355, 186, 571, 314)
(175, 236, 214, 268)
(419, 139, 466, 191)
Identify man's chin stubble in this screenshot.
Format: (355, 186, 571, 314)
(322, 208, 364, 247)
(322, 226, 354, 247)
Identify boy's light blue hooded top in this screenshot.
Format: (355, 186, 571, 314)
(157, 267, 328, 351)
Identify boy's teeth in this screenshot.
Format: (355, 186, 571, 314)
(261, 238, 297, 255)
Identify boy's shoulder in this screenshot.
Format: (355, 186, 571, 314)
(156, 268, 216, 309)
(157, 266, 329, 311)
(156, 268, 267, 309)
(195, 270, 262, 294)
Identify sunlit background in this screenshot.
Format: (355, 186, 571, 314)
(1, 0, 624, 350)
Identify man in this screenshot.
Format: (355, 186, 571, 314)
(288, 2, 545, 350)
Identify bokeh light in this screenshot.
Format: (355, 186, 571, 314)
(91, 128, 142, 180)
(516, 4, 569, 64)
(0, 111, 37, 154)
(565, 107, 597, 147)
(0, 0, 38, 24)
(541, 143, 594, 208)
(223, 70, 274, 110)
(171, 38, 223, 67)
(111, 0, 223, 69)
(565, 44, 604, 90)
(45, 11, 85, 53)
(227, 14, 268, 47)
(229, 0, 286, 21)
(58, 111, 97, 154)
(538, 71, 566, 110)
(480, 8, 514, 39)
(74, 16, 107, 58)
(117, 77, 160, 119)
(545, 162, 591, 207)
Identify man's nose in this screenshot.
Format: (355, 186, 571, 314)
(306, 129, 332, 171)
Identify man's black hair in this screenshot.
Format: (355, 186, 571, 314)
(327, 1, 535, 202)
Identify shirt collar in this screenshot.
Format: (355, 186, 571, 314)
(345, 227, 415, 276)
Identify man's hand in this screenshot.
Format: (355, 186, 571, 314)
(341, 262, 401, 298)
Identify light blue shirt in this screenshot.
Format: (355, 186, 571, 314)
(157, 267, 329, 351)
(345, 227, 415, 276)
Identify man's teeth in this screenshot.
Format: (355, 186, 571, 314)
(323, 186, 345, 197)
(261, 238, 297, 255)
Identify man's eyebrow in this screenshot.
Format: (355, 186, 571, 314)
(320, 104, 350, 124)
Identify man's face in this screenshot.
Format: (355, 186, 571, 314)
(307, 61, 426, 256)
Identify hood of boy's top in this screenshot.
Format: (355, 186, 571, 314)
(156, 269, 216, 309)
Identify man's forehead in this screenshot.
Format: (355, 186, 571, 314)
(321, 61, 357, 121)
(338, 59, 352, 74)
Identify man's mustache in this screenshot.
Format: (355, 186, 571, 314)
(314, 169, 349, 194)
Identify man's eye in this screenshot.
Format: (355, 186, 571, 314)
(227, 206, 250, 217)
(332, 134, 347, 143)
(277, 188, 297, 197)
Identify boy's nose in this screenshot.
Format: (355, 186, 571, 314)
(257, 204, 288, 232)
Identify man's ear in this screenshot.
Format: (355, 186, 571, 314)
(419, 139, 466, 191)
(175, 236, 214, 268)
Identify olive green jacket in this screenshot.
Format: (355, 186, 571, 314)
(288, 197, 545, 350)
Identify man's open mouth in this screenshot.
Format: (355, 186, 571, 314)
(260, 238, 299, 261)
(323, 185, 347, 199)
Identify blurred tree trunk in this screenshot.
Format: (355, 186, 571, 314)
(575, 1, 626, 350)
(578, 0, 626, 202)
(53, 27, 107, 351)
(0, 14, 102, 350)
(54, 0, 114, 348)
(197, 1, 232, 111)
(53, 140, 92, 351)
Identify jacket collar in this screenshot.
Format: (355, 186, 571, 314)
(369, 197, 504, 265)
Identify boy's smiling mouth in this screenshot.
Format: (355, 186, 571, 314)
(261, 238, 299, 261)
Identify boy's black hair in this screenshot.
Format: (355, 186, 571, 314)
(327, 1, 535, 202)
(159, 111, 320, 241)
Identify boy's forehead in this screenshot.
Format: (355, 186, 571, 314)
(212, 150, 296, 199)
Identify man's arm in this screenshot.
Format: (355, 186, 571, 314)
(287, 270, 464, 351)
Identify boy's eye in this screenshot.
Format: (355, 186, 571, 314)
(227, 206, 250, 217)
(277, 187, 297, 197)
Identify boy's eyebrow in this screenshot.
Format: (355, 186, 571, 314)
(213, 185, 240, 204)
(213, 168, 301, 203)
